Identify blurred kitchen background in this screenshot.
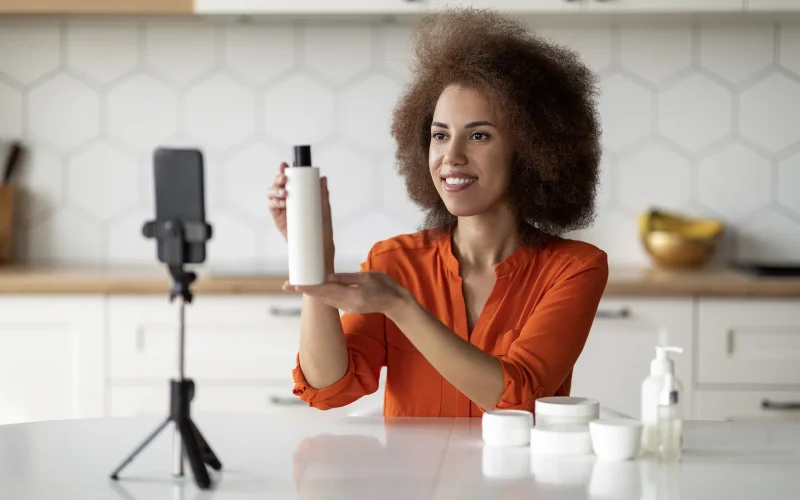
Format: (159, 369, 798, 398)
(0, 6, 798, 271)
(1, 2, 799, 427)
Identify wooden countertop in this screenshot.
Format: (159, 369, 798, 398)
(1, 264, 799, 297)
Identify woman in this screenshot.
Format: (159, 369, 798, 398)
(267, 8, 608, 417)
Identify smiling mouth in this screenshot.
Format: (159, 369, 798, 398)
(442, 176, 477, 192)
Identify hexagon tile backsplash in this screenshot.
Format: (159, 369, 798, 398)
(3, 16, 800, 271)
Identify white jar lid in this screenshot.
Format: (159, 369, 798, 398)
(530, 424, 593, 455)
(482, 410, 533, 447)
(535, 396, 599, 418)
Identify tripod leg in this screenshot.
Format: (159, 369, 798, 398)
(191, 420, 222, 470)
(178, 419, 211, 489)
(110, 417, 171, 480)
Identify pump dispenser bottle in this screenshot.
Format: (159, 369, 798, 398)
(657, 373, 683, 462)
(641, 345, 683, 455)
(285, 145, 325, 285)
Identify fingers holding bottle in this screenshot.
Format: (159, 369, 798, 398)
(267, 162, 289, 239)
(320, 176, 335, 274)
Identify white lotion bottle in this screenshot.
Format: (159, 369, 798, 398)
(285, 145, 326, 285)
(641, 345, 683, 455)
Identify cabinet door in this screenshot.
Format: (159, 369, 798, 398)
(194, 0, 429, 14)
(570, 298, 694, 419)
(0, 296, 105, 425)
(697, 299, 800, 386)
(581, 0, 743, 11)
(108, 381, 385, 417)
(431, 0, 581, 11)
(108, 295, 304, 385)
(695, 390, 800, 422)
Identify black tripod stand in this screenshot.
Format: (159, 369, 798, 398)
(110, 218, 221, 490)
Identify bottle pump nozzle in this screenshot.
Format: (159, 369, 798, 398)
(651, 345, 683, 376)
(655, 346, 683, 359)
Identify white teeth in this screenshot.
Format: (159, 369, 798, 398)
(444, 177, 476, 185)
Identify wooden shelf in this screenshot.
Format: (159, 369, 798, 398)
(0, 0, 192, 14)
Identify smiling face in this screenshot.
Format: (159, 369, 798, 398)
(428, 84, 513, 218)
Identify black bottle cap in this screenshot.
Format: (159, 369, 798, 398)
(293, 145, 312, 167)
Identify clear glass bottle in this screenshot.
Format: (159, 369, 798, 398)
(657, 375, 682, 462)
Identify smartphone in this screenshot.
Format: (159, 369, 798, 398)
(153, 147, 207, 264)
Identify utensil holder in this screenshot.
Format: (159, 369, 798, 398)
(0, 185, 14, 263)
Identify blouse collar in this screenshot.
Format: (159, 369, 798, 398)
(437, 229, 535, 279)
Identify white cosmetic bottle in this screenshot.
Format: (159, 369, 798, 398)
(285, 145, 326, 286)
(641, 345, 683, 455)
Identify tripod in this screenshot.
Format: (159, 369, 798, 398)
(110, 218, 220, 490)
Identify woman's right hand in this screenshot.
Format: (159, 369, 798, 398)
(267, 162, 336, 273)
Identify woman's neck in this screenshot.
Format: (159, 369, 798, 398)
(452, 205, 520, 273)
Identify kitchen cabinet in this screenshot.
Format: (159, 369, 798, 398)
(580, 0, 744, 11)
(107, 294, 304, 385)
(695, 389, 800, 422)
(105, 294, 385, 417)
(2, 291, 799, 424)
(194, 0, 429, 14)
(0, 296, 105, 425)
(697, 299, 800, 386)
(0, 0, 191, 14)
(570, 297, 694, 420)
(109, 378, 385, 417)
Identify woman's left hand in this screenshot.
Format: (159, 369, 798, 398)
(283, 271, 411, 317)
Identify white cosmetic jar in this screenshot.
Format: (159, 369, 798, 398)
(482, 409, 534, 447)
(534, 396, 600, 427)
(589, 418, 643, 461)
(530, 424, 594, 456)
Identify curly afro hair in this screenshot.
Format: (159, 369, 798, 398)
(390, 8, 602, 246)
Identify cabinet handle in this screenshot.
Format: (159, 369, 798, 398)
(761, 399, 800, 411)
(269, 395, 305, 406)
(269, 306, 302, 317)
(726, 329, 734, 355)
(595, 307, 630, 319)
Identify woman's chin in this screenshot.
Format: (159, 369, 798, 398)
(443, 202, 485, 218)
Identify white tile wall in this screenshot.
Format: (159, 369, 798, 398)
(3, 15, 800, 270)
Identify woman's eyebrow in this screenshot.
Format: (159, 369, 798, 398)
(431, 120, 495, 128)
(465, 120, 494, 128)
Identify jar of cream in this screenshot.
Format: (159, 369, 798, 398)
(534, 396, 600, 427)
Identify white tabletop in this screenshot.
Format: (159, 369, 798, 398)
(1, 413, 799, 499)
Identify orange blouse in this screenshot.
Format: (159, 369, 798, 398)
(292, 229, 609, 417)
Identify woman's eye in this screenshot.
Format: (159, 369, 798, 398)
(432, 132, 447, 140)
(471, 131, 490, 140)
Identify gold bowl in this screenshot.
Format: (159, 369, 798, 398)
(639, 209, 724, 269)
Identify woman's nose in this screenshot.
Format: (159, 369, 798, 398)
(443, 138, 466, 166)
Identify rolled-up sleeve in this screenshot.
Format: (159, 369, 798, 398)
(495, 250, 608, 411)
(291, 255, 387, 410)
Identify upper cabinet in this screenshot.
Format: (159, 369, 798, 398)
(580, 0, 744, 11)
(0, 0, 191, 14)
(194, 0, 429, 14)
